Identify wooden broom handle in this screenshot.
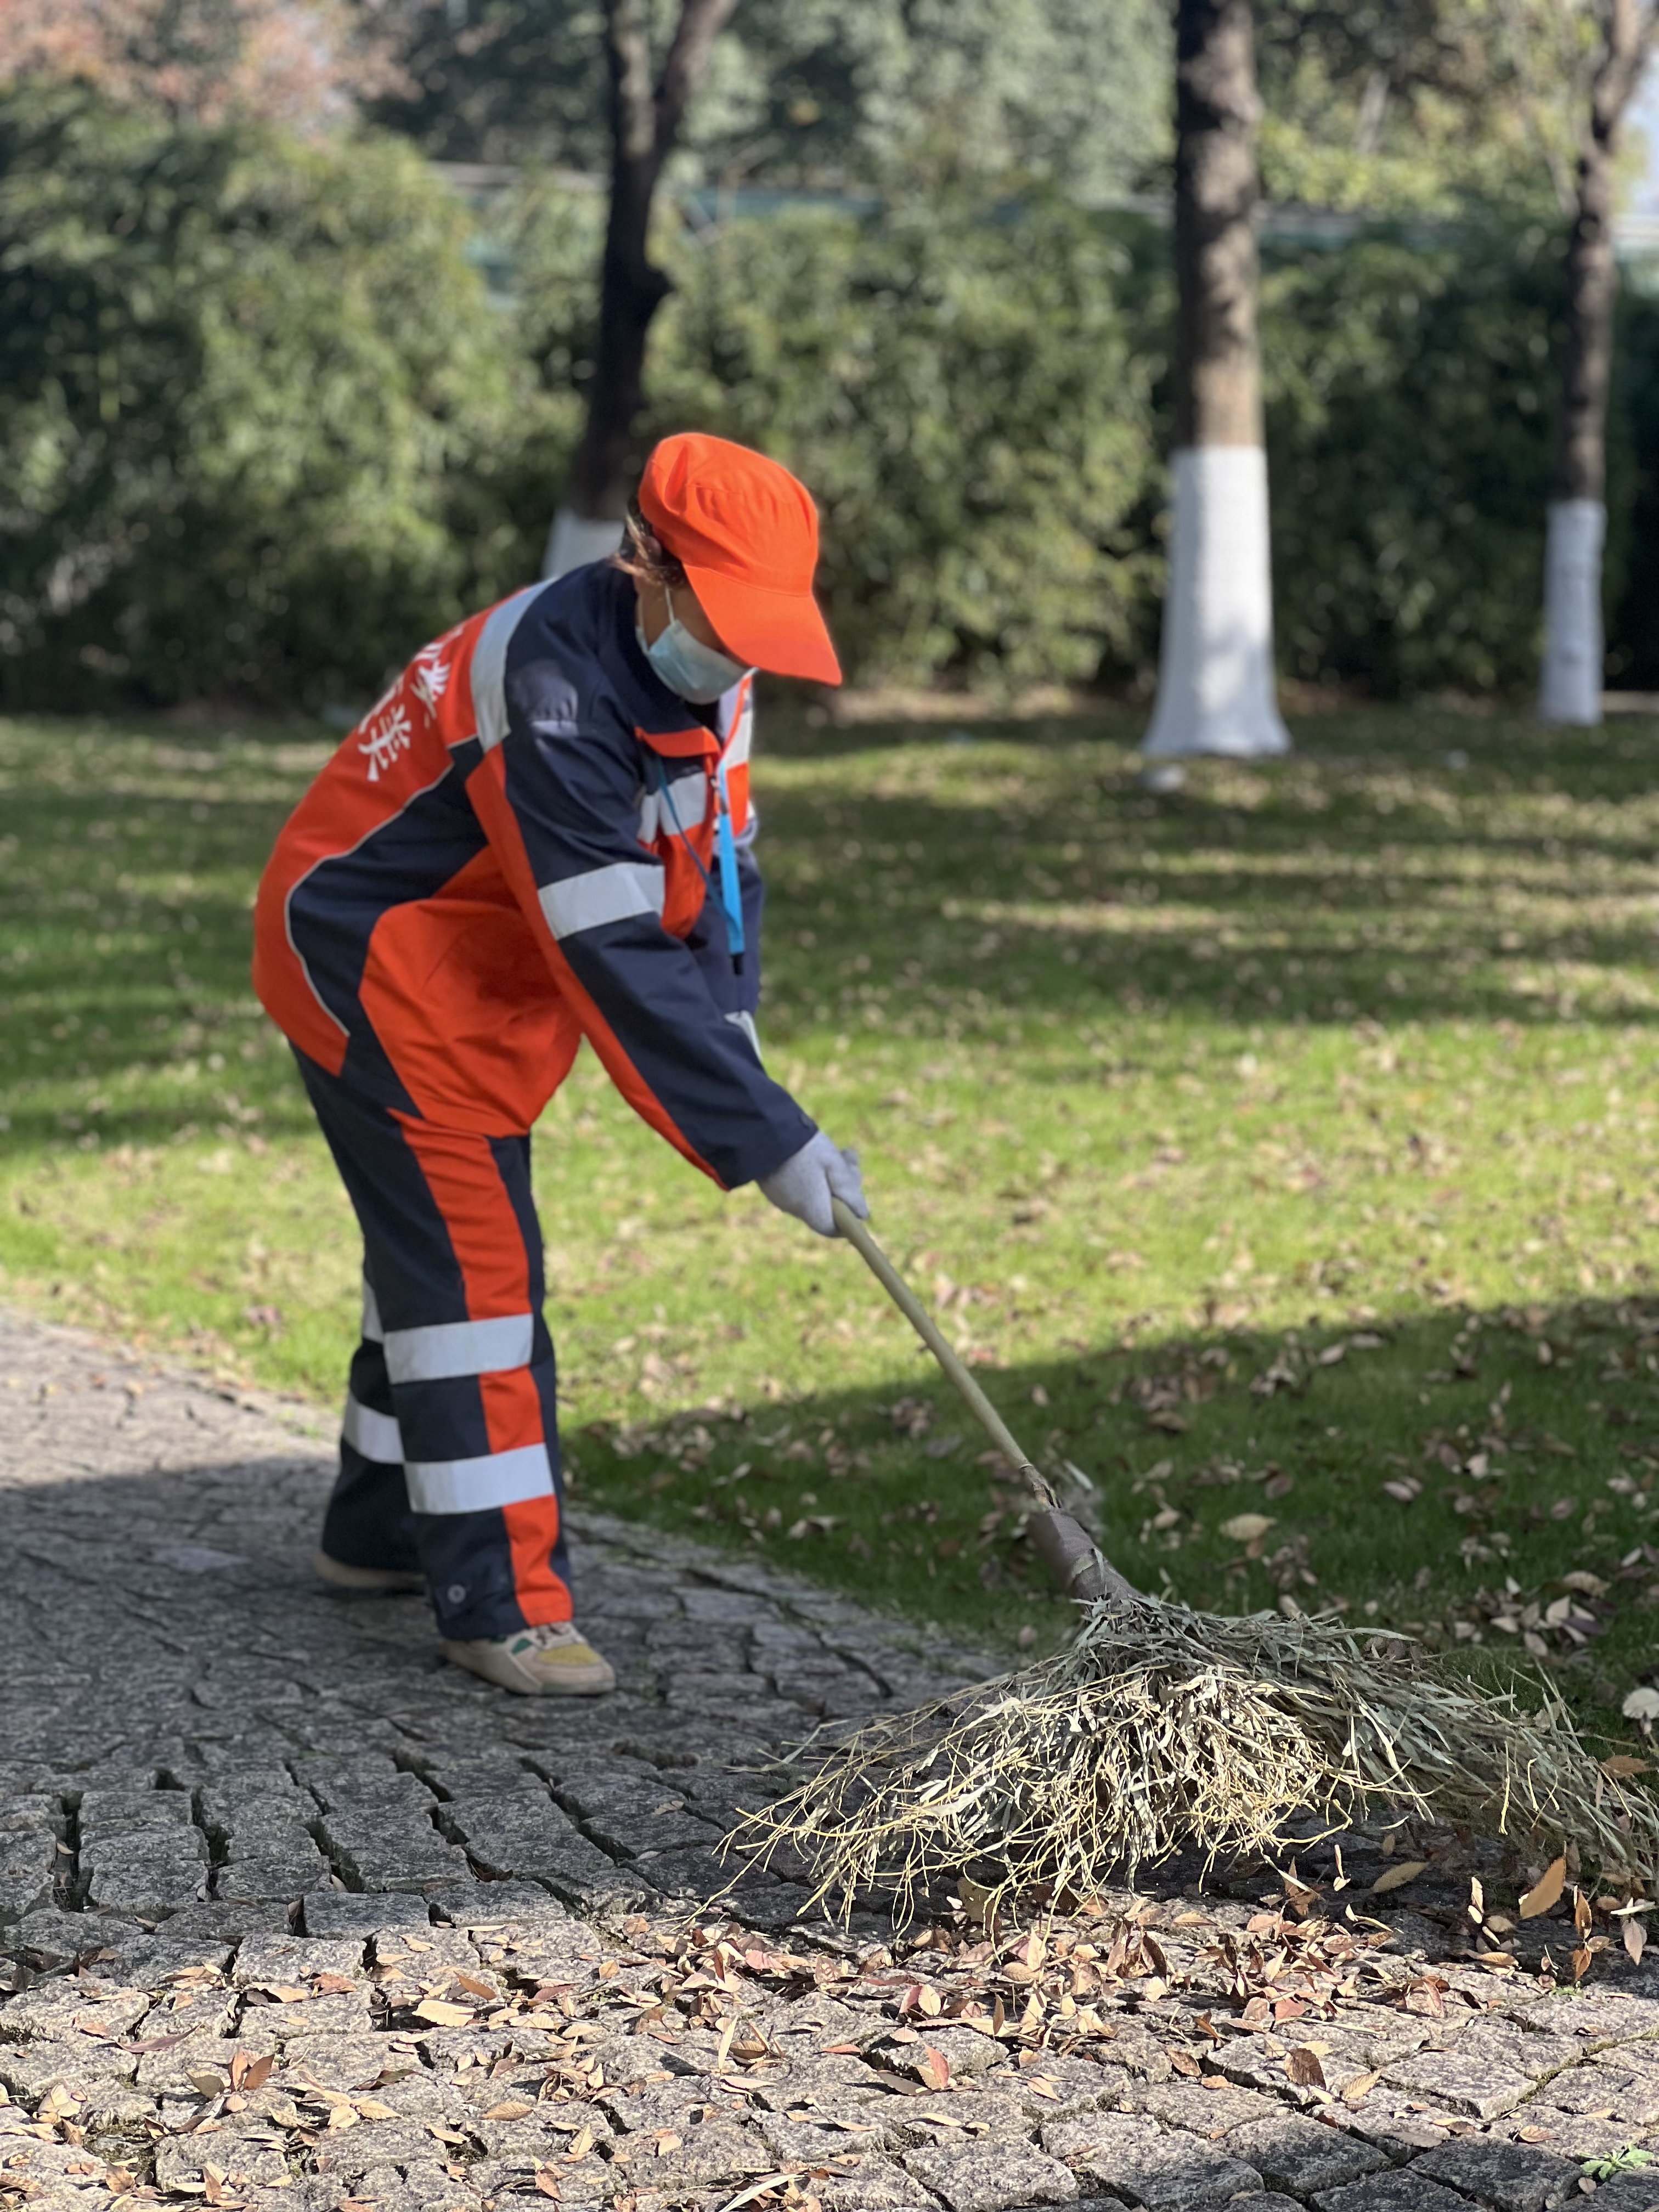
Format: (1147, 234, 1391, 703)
(831, 1197, 1058, 1510)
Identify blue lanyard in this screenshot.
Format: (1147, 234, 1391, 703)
(652, 753, 746, 973)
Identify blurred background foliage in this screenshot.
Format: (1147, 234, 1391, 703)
(370, 0, 1175, 202)
(1265, 226, 1656, 698)
(0, 0, 1654, 709)
(0, 88, 553, 708)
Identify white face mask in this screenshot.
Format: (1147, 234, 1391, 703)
(637, 585, 749, 702)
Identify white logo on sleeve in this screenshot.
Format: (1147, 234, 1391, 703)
(411, 643, 452, 710)
(358, 699, 414, 782)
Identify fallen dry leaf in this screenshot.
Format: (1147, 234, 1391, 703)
(957, 1875, 996, 1927)
(534, 2172, 561, 2201)
(117, 2029, 193, 2054)
(1340, 2071, 1380, 2107)
(1602, 1754, 1652, 1779)
(1220, 1512, 1273, 1545)
(486, 2101, 534, 2121)
(414, 1999, 474, 2028)
(1370, 1860, 1429, 1895)
(1520, 1855, 1568, 1920)
(1286, 2047, 1327, 2089)
(1626, 1918, 1648, 1966)
(918, 2047, 951, 2091)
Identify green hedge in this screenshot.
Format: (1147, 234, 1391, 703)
(1260, 223, 1651, 698)
(0, 93, 1651, 707)
(0, 90, 550, 708)
(646, 193, 1165, 690)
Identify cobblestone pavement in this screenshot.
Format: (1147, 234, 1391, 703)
(5, 1308, 1659, 2212)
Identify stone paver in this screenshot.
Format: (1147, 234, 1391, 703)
(1413, 2137, 1582, 2212)
(5, 1306, 1659, 2212)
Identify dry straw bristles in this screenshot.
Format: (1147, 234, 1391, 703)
(732, 1599, 1659, 1926)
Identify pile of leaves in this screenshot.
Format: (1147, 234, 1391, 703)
(733, 1596, 1659, 1923)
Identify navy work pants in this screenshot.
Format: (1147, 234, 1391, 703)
(296, 1051, 572, 1641)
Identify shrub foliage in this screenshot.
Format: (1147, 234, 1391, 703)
(0, 92, 1651, 706)
(645, 195, 1165, 690)
(0, 89, 543, 706)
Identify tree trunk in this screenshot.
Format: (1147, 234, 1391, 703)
(1145, 0, 1288, 764)
(543, 0, 738, 579)
(1539, 0, 1652, 725)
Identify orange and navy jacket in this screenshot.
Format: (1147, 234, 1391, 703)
(252, 562, 816, 1188)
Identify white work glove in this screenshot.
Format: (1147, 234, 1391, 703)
(758, 1132, 868, 1238)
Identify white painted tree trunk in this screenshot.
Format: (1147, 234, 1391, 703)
(541, 506, 625, 582)
(1144, 445, 1290, 760)
(1537, 498, 1606, 726)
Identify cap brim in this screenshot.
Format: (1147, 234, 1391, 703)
(685, 562, 843, 686)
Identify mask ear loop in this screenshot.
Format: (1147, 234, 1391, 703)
(652, 753, 746, 976)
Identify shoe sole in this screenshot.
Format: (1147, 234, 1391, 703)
(440, 1640, 616, 1696)
(313, 1549, 425, 1593)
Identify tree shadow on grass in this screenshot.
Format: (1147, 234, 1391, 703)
(0, 720, 319, 1154)
(754, 703, 1659, 1034)
(578, 1285, 1659, 1752)
(7, 704, 1659, 1167)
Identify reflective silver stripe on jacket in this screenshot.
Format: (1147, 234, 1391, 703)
(538, 860, 665, 941)
(470, 585, 543, 754)
(405, 1442, 555, 1515)
(637, 772, 710, 845)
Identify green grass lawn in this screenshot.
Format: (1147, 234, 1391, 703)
(7, 701, 1659, 1736)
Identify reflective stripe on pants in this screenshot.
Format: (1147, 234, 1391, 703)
(297, 1048, 572, 1640)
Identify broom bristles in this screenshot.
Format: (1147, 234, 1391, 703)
(729, 1599, 1659, 1925)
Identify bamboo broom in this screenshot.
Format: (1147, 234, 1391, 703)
(727, 1201, 1659, 1924)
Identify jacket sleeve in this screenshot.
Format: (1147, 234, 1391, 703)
(467, 706, 811, 1190)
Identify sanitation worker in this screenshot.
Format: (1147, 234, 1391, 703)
(252, 433, 867, 1696)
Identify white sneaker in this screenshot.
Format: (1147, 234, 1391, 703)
(442, 1622, 617, 1696)
(313, 1548, 425, 1593)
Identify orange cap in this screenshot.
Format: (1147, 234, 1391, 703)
(639, 432, 842, 686)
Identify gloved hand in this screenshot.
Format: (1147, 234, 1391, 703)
(759, 1131, 868, 1238)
